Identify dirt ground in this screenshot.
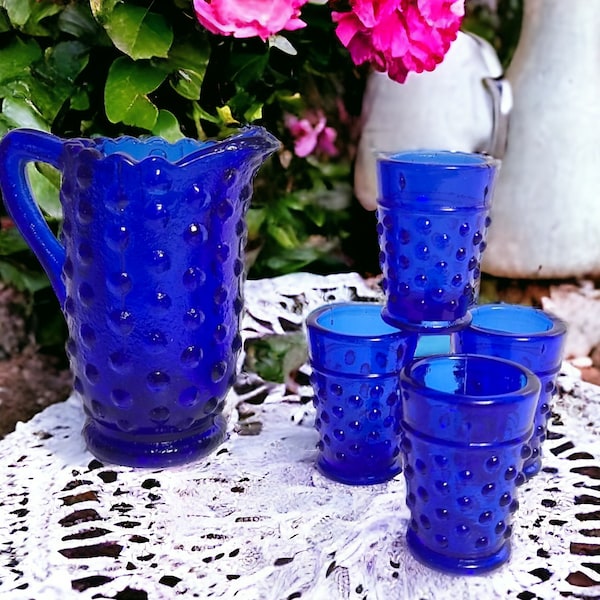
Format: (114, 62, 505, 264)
(0, 276, 599, 440)
(0, 284, 72, 438)
(0, 345, 72, 437)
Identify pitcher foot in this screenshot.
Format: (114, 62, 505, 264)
(83, 415, 228, 468)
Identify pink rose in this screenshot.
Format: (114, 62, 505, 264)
(333, 0, 465, 83)
(193, 0, 310, 41)
(285, 111, 339, 158)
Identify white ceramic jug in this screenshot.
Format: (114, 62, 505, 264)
(483, 0, 600, 278)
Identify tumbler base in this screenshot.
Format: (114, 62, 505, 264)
(316, 457, 401, 486)
(406, 529, 510, 575)
(381, 307, 472, 334)
(83, 415, 228, 468)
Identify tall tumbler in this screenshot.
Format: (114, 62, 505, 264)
(306, 302, 417, 485)
(399, 354, 540, 574)
(376, 150, 500, 333)
(454, 303, 567, 479)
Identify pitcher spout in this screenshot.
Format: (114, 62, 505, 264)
(181, 125, 280, 171)
(221, 125, 281, 161)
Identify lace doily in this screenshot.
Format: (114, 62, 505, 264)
(1, 273, 599, 600)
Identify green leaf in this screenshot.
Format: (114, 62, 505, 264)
(152, 109, 184, 142)
(104, 4, 173, 60)
(0, 260, 50, 293)
(230, 51, 269, 88)
(168, 38, 210, 100)
(0, 113, 13, 136)
(267, 222, 299, 249)
(246, 208, 266, 240)
(171, 68, 204, 101)
(2, 96, 49, 130)
(90, 0, 120, 23)
(191, 102, 220, 126)
(104, 57, 167, 130)
(168, 37, 211, 74)
(262, 246, 327, 274)
(0, 36, 42, 85)
(245, 332, 307, 383)
(70, 88, 90, 111)
(21, 1, 63, 36)
(304, 203, 327, 227)
(0, 78, 56, 124)
(244, 102, 263, 123)
(0, 228, 29, 256)
(26, 41, 90, 122)
(59, 4, 111, 44)
(26, 163, 61, 220)
(272, 90, 304, 112)
(43, 41, 90, 84)
(1, 0, 32, 27)
(228, 90, 264, 124)
(0, 7, 11, 32)
(0, 0, 63, 35)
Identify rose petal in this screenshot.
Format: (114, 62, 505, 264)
(193, 0, 310, 41)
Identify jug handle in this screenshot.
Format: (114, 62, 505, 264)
(0, 129, 66, 306)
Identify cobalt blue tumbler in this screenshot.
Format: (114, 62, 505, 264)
(399, 354, 540, 574)
(454, 303, 567, 479)
(306, 302, 417, 485)
(376, 150, 500, 333)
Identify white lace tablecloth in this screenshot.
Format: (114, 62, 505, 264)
(1, 273, 599, 600)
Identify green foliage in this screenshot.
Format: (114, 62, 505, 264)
(0, 0, 523, 352)
(104, 56, 168, 129)
(0, 0, 358, 249)
(245, 333, 308, 384)
(0, 0, 361, 351)
(102, 4, 173, 59)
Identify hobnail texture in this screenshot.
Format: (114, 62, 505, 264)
(0, 127, 279, 467)
(376, 150, 500, 332)
(454, 303, 567, 479)
(306, 302, 417, 485)
(399, 354, 540, 573)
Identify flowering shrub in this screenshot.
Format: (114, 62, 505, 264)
(285, 110, 339, 158)
(0, 0, 515, 350)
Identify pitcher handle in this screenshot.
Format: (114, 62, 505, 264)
(0, 128, 66, 305)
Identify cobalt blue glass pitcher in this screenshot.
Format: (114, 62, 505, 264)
(0, 127, 279, 467)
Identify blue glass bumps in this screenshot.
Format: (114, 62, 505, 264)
(0, 127, 279, 467)
(376, 150, 500, 333)
(454, 303, 567, 479)
(399, 354, 540, 574)
(306, 302, 417, 485)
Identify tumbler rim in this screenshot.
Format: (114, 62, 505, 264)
(400, 353, 540, 404)
(306, 301, 410, 342)
(466, 302, 567, 341)
(376, 149, 501, 170)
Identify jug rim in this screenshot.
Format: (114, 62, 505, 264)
(60, 125, 280, 167)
